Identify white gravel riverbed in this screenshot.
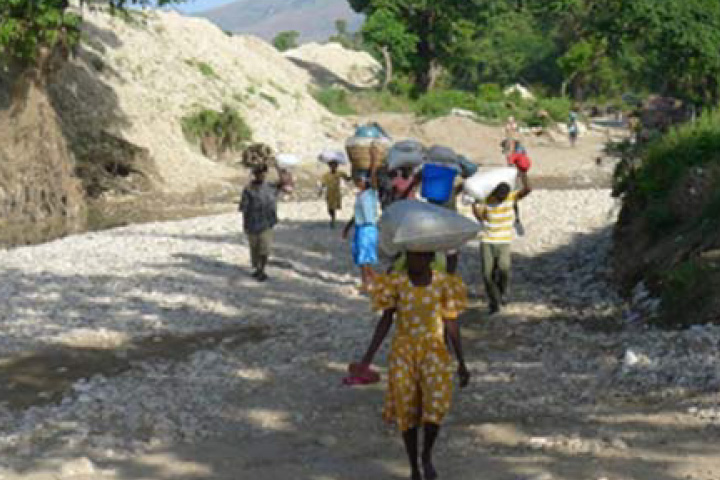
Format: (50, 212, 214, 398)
(1, 191, 719, 479)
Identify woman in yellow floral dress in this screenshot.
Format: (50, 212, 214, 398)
(319, 160, 350, 228)
(356, 251, 470, 480)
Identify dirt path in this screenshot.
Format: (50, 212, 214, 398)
(1, 121, 719, 480)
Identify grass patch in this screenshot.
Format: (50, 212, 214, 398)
(259, 92, 279, 107)
(268, 80, 289, 95)
(311, 87, 356, 115)
(185, 59, 219, 79)
(347, 91, 415, 114)
(181, 105, 252, 152)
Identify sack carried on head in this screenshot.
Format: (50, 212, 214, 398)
(318, 149, 348, 164)
(379, 200, 481, 255)
(276, 153, 301, 168)
(427, 145, 461, 169)
(463, 168, 518, 202)
(388, 139, 426, 171)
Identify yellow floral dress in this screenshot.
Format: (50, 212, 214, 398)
(321, 171, 350, 211)
(370, 271, 468, 431)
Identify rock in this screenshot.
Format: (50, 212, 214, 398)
(317, 435, 338, 448)
(60, 457, 96, 477)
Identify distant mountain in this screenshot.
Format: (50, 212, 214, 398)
(194, 0, 364, 43)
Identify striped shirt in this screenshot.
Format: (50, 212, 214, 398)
(480, 191, 518, 244)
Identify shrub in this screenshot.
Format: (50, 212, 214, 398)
(536, 96, 572, 122)
(413, 89, 476, 117)
(312, 87, 356, 115)
(637, 109, 720, 203)
(181, 105, 252, 154)
(478, 83, 504, 103)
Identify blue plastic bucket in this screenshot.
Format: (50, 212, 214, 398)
(421, 164, 458, 204)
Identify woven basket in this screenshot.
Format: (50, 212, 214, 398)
(346, 140, 389, 170)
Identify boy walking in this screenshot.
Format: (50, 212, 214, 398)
(472, 172, 532, 314)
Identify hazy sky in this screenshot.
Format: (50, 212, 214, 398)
(175, 0, 237, 13)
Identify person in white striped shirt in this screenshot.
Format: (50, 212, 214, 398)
(472, 173, 532, 314)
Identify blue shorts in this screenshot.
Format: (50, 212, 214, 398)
(352, 224, 379, 266)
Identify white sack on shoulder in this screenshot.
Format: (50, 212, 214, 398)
(463, 168, 517, 201)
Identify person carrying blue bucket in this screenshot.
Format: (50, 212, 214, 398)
(420, 146, 476, 274)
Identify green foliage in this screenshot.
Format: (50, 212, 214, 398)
(658, 260, 715, 328)
(185, 59, 219, 79)
(536, 96, 572, 122)
(259, 92, 279, 107)
(0, 0, 181, 67)
(272, 30, 299, 52)
(477, 84, 504, 103)
(181, 105, 252, 151)
(413, 89, 476, 117)
(636, 109, 720, 203)
(311, 87, 356, 115)
(347, 91, 415, 114)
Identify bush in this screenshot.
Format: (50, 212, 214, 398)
(413, 89, 476, 117)
(312, 87, 356, 115)
(181, 105, 252, 154)
(637, 109, 720, 202)
(536, 96, 572, 122)
(478, 83, 504, 103)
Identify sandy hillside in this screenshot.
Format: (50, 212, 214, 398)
(285, 42, 382, 89)
(50, 7, 352, 193)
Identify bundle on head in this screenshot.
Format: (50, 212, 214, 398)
(242, 143, 275, 169)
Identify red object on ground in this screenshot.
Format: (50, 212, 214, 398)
(508, 152, 531, 172)
(345, 362, 380, 385)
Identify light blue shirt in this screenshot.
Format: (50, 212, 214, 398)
(355, 189, 379, 225)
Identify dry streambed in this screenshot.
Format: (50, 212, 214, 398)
(0, 193, 719, 480)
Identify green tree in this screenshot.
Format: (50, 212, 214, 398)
(272, 30, 299, 52)
(0, 0, 180, 69)
(350, 0, 478, 92)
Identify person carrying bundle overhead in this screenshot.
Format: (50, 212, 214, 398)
(318, 150, 351, 229)
(351, 201, 477, 480)
(343, 153, 381, 292)
(239, 164, 293, 282)
(472, 172, 532, 315)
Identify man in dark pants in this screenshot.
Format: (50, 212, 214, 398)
(239, 164, 292, 282)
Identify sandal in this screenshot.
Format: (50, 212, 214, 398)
(347, 362, 380, 383)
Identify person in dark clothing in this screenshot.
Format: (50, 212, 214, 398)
(238, 164, 292, 282)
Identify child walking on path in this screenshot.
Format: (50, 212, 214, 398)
(355, 251, 470, 480)
(319, 160, 350, 228)
(238, 164, 292, 282)
(343, 156, 380, 292)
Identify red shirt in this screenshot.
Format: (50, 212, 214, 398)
(508, 152, 531, 172)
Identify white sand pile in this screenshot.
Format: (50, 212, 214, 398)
(52, 8, 351, 193)
(285, 42, 382, 89)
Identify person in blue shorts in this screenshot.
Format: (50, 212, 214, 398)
(343, 154, 380, 292)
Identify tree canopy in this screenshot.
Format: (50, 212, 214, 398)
(349, 0, 720, 104)
(0, 0, 182, 67)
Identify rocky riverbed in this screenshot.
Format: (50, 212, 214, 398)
(0, 191, 719, 480)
